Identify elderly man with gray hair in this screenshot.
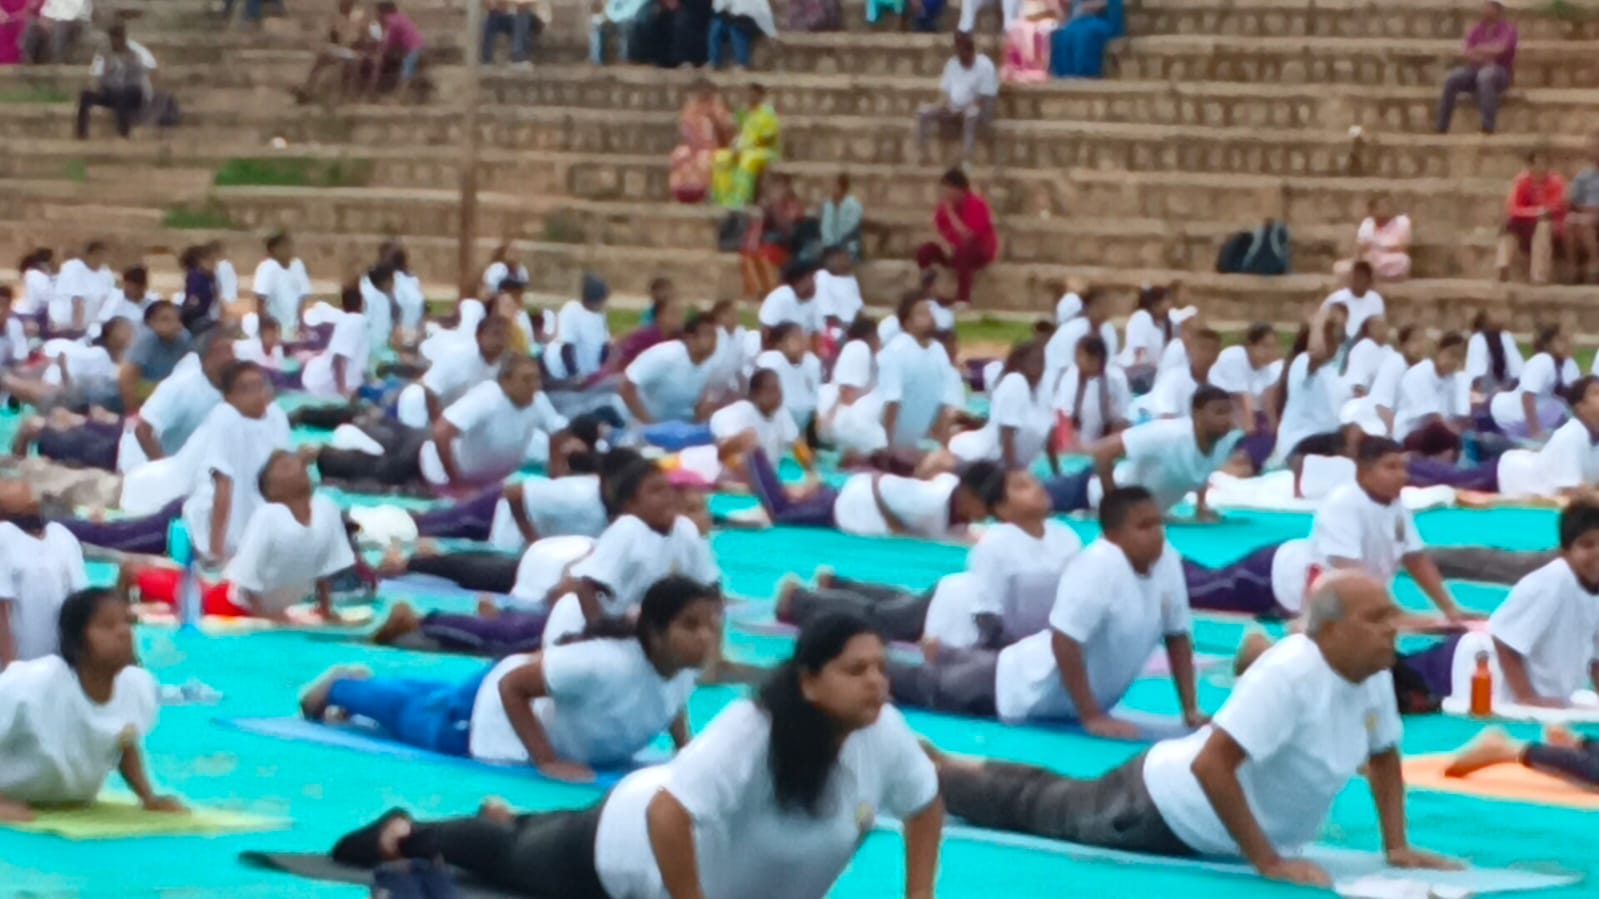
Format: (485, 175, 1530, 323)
(930, 571, 1459, 888)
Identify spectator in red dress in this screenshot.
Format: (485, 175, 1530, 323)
(915, 168, 997, 306)
(1496, 150, 1567, 284)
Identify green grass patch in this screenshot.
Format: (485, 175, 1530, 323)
(162, 203, 239, 230)
(60, 159, 87, 183)
(0, 84, 71, 105)
(213, 157, 374, 189)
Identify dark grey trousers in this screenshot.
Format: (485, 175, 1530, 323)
(1429, 547, 1555, 585)
(940, 754, 1194, 857)
(887, 648, 999, 717)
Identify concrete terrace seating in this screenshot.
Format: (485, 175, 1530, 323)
(2, 0, 1599, 329)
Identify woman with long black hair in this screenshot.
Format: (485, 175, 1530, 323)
(1466, 309, 1523, 396)
(329, 612, 944, 898)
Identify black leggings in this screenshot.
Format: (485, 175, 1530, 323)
(317, 419, 428, 488)
(292, 404, 361, 431)
(1523, 738, 1599, 787)
(407, 550, 520, 594)
(778, 575, 931, 643)
(332, 806, 609, 898)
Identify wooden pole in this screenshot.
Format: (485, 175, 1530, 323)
(456, 0, 483, 299)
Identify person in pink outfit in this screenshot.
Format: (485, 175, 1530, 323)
(0, 0, 33, 66)
(1001, 0, 1059, 84)
(1337, 194, 1412, 283)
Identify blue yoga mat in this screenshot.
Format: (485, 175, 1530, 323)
(216, 717, 666, 789)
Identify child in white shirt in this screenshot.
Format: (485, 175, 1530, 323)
(753, 322, 823, 433)
(251, 232, 311, 340)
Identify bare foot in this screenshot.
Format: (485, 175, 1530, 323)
(372, 602, 420, 645)
(378, 814, 414, 860)
(1233, 631, 1273, 677)
(813, 566, 836, 590)
(0, 796, 35, 823)
(1543, 724, 1580, 749)
(774, 576, 801, 623)
(920, 636, 941, 663)
(917, 737, 945, 768)
(477, 797, 514, 824)
(413, 538, 441, 557)
(299, 665, 369, 720)
(1445, 727, 1519, 778)
(377, 545, 409, 578)
(475, 594, 499, 618)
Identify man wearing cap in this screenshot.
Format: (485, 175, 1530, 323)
(1436, 0, 1518, 135)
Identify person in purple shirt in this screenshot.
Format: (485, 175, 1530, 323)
(370, 1, 425, 97)
(1436, 0, 1518, 134)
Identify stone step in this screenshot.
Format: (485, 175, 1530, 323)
(755, 32, 1599, 88)
(2, 218, 1592, 332)
(483, 65, 1583, 135)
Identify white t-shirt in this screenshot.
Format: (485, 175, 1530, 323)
(832, 472, 960, 539)
(232, 337, 286, 370)
(594, 700, 938, 899)
(1273, 354, 1345, 464)
(1489, 352, 1579, 430)
(1043, 317, 1120, 391)
(508, 535, 596, 607)
(0, 523, 89, 662)
(357, 277, 395, 351)
(948, 371, 1052, 467)
(470, 641, 698, 767)
(625, 341, 714, 423)
(1393, 359, 1466, 441)
(1268, 537, 1315, 616)
(1157, 337, 1189, 376)
(223, 494, 356, 615)
(132, 364, 221, 460)
(1143, 634, 1402, 857)
(1144, 364, 1202, 420)
(710, 399, 799, 465)
(300, 310, 371, 398)
(421, 344, 499, 410)
(215, 259, 239, 303)
(965, 520, 1082, 636)
(814, 271, 862, 326)
(1119, 309, 1169, 367)
(1344, 348, 1410, 437)
(42, 343, 115, 389)
(1321, 287, 1385, 339)
(552, 301, 611, 378)
(1466, 331, 1524, 385)
(1090, 417, 1244, 512)
(21, 268, 54, 316)
(1054, 291, 1083, 325)
(51, 258, 115, 328)
(754, 350, 823, 429)
(488, 475, 609, 551)
(1308, 483, 1425, 586)
(921, 572, 983, 649)
(1341, 338, 1388, 396)
(1053, 366, 1132, 443)
(939, 54, 999, 109)
(1496, 417, 1599, 498)
(1480, 558, 1599, 703)
(995, 539, 1190, 723)
(251, 258, 311, 338)
(182, 403, 293, 562)
(0, 318, 27, 369)
(569, 515, 720, 618)
(0, 657, 158, 804)
(874, 334, 962, 448)
(827, 339, 874, 397)
(481, 261, 529, 297)
(419, 383, 566, 487)
(757, 286, 820, 335)
(1207, 346, 1283, 402)
(393, 271, 425, 332)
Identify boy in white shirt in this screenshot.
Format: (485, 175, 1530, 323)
(300, 286, 370, 398)
(814, 246, 863, 337)
(397, 316, 510, 429)
(1392, 331, 1469, 454)
(1043, 289, 1119, 393)
(546, 273, 611, 383)
(915, 31, 998, 162)
(1493, 376, 1599, 499)
(742, 451, 994, 540)
(0, 481, 89, 666)
(619, 313, 720, 425)
(51, 240, 114, 335)
(756, 263, 821, 343)
(1048, 384, 1242, 519)
(1133, 327, 1222, 421)
(251, 232, 311, 340)
(886, 486, 1204, 738)
(753, 322, 823, 433)
(1321, 261, 1385, 340)
(876, 298, 965, 451)
(1207, 323, 1283, 436)
(933, 571, 1457, 888)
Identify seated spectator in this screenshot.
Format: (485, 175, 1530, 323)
(1436, 0, 1516, 135)
(819, 172, 863, 261)
(1569, 129, 1599, 284)
(1337, 194, 1412, 283)
(23, 0, 90, 63)
(0, 0, 24, 66)
(669, 80, 734, 204)
(1002, 0, 1061, 85)
(916, 168, 997, 306)
(589, 0, 645, 64)
(1050, 0, 1122, 79)
(221, 0, 287, 29)
(482, 0, 547, 67)
(708, 0, 776, 70)
(634, 0, 712, 68)
(740, 173, 805, 299)
(178, 243, 219, 333)
(787, 0, 839, 31)
(1495, 150, 1567, 284)
(76, 23, 155, 140)
(916, 32, 998, 165)
(367, 1, 425, 99)
(711, 84, 780, 208)
(293, 0, 379, 104)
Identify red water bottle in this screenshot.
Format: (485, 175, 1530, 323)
(1470, 652, 1493, 717)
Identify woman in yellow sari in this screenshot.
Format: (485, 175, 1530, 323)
(668, 80, 734, 204)
(711, 84, 780, 208)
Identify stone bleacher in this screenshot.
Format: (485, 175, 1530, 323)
(2, 0, 1598, 329)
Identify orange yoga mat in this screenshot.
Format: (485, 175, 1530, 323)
(1404, 753, 1599, 811)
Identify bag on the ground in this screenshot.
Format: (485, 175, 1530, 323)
(1216, 219, 1291, 276)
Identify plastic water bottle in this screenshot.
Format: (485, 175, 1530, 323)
(159, 679, 223, 706)
(167, 520, 202, 632)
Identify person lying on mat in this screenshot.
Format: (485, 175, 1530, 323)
(0, 588, 183, 822)
(0, 481, 89, 666)
(932, 570, 1460, 888)
(302, 575, 718, 783)
(1046, 385, 1244, 521)
(886, 486, 1205, 739)
(392, 314, 509, 430)
(741, 449, 996, 540)
(774, 468, 1079, 647)
(180, 361, 294, 565)
(121, 328, 233, 471)
(118, 451, 374, 622)
(1445, 724, 1599, 788)
(327, 611, 943, 899)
